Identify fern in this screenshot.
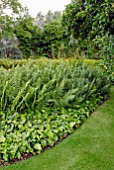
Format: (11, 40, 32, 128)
(0, 59, 110, 113)
(1, 81, 8, 110)
(11, 80, 31, 112)
(60, 88, 79, 107)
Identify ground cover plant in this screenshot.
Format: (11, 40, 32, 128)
(1, 87, 114, 170)
(0, 59, 111, 163)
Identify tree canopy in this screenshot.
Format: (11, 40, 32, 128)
(0, 0, 28, 58)
(62, 0, 114, 58)
(1, 0, 114, 59)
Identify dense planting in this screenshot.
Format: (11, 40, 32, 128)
(63, 0, 114, 59)
(0, 58, 101, 70)
(0, 60, 111, 162)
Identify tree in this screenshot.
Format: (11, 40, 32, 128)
(62, 0, 114, 58)
(42, 20, 65, 58)
(45, 10, 53, 24)
(0, 0, 24, 34)
(14, 16, 35, 58)
(31, 26, 44, 56)
(0, 0, 23, 15)
(34, 12, 44, 29)
(32, 11, 67, 58)
(0, 0, 24, 58)
(53, 11, 62, 20)
(34, 10, 62, 29)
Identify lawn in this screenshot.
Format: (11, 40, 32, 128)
(0, 86, 114, 170)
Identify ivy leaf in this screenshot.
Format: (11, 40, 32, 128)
(34, 143, 42, 151)
(70, 122, 76, 129)
(0, 132, 5, 143)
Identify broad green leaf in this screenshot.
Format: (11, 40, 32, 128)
(34, 143, 42, 151)
(70, 122, 76, 128)
(0, 132, 5, 143)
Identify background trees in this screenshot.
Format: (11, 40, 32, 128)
(62, 0, 114, 58)
(14, 11, 67, 58)
(0, 0, 114, 59)
(40, 20, 64, 58)
(14, 16, 35, 58)
(0, 0, 24, 58)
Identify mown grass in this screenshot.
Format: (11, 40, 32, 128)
(1, 86, 114, 170)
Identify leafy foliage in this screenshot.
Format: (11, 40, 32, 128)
(14, 15, 69, 58)
(0, 0, 24, 39)
(0, 58, 27, 69)
(14, 16, 35, 58)
(0, 59, 111, 161)
(62, 0, 114, 58)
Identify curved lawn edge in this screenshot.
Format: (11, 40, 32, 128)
(0, 86, 114, 170)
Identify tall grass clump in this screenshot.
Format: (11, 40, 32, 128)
(0, 60, 111, 162)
